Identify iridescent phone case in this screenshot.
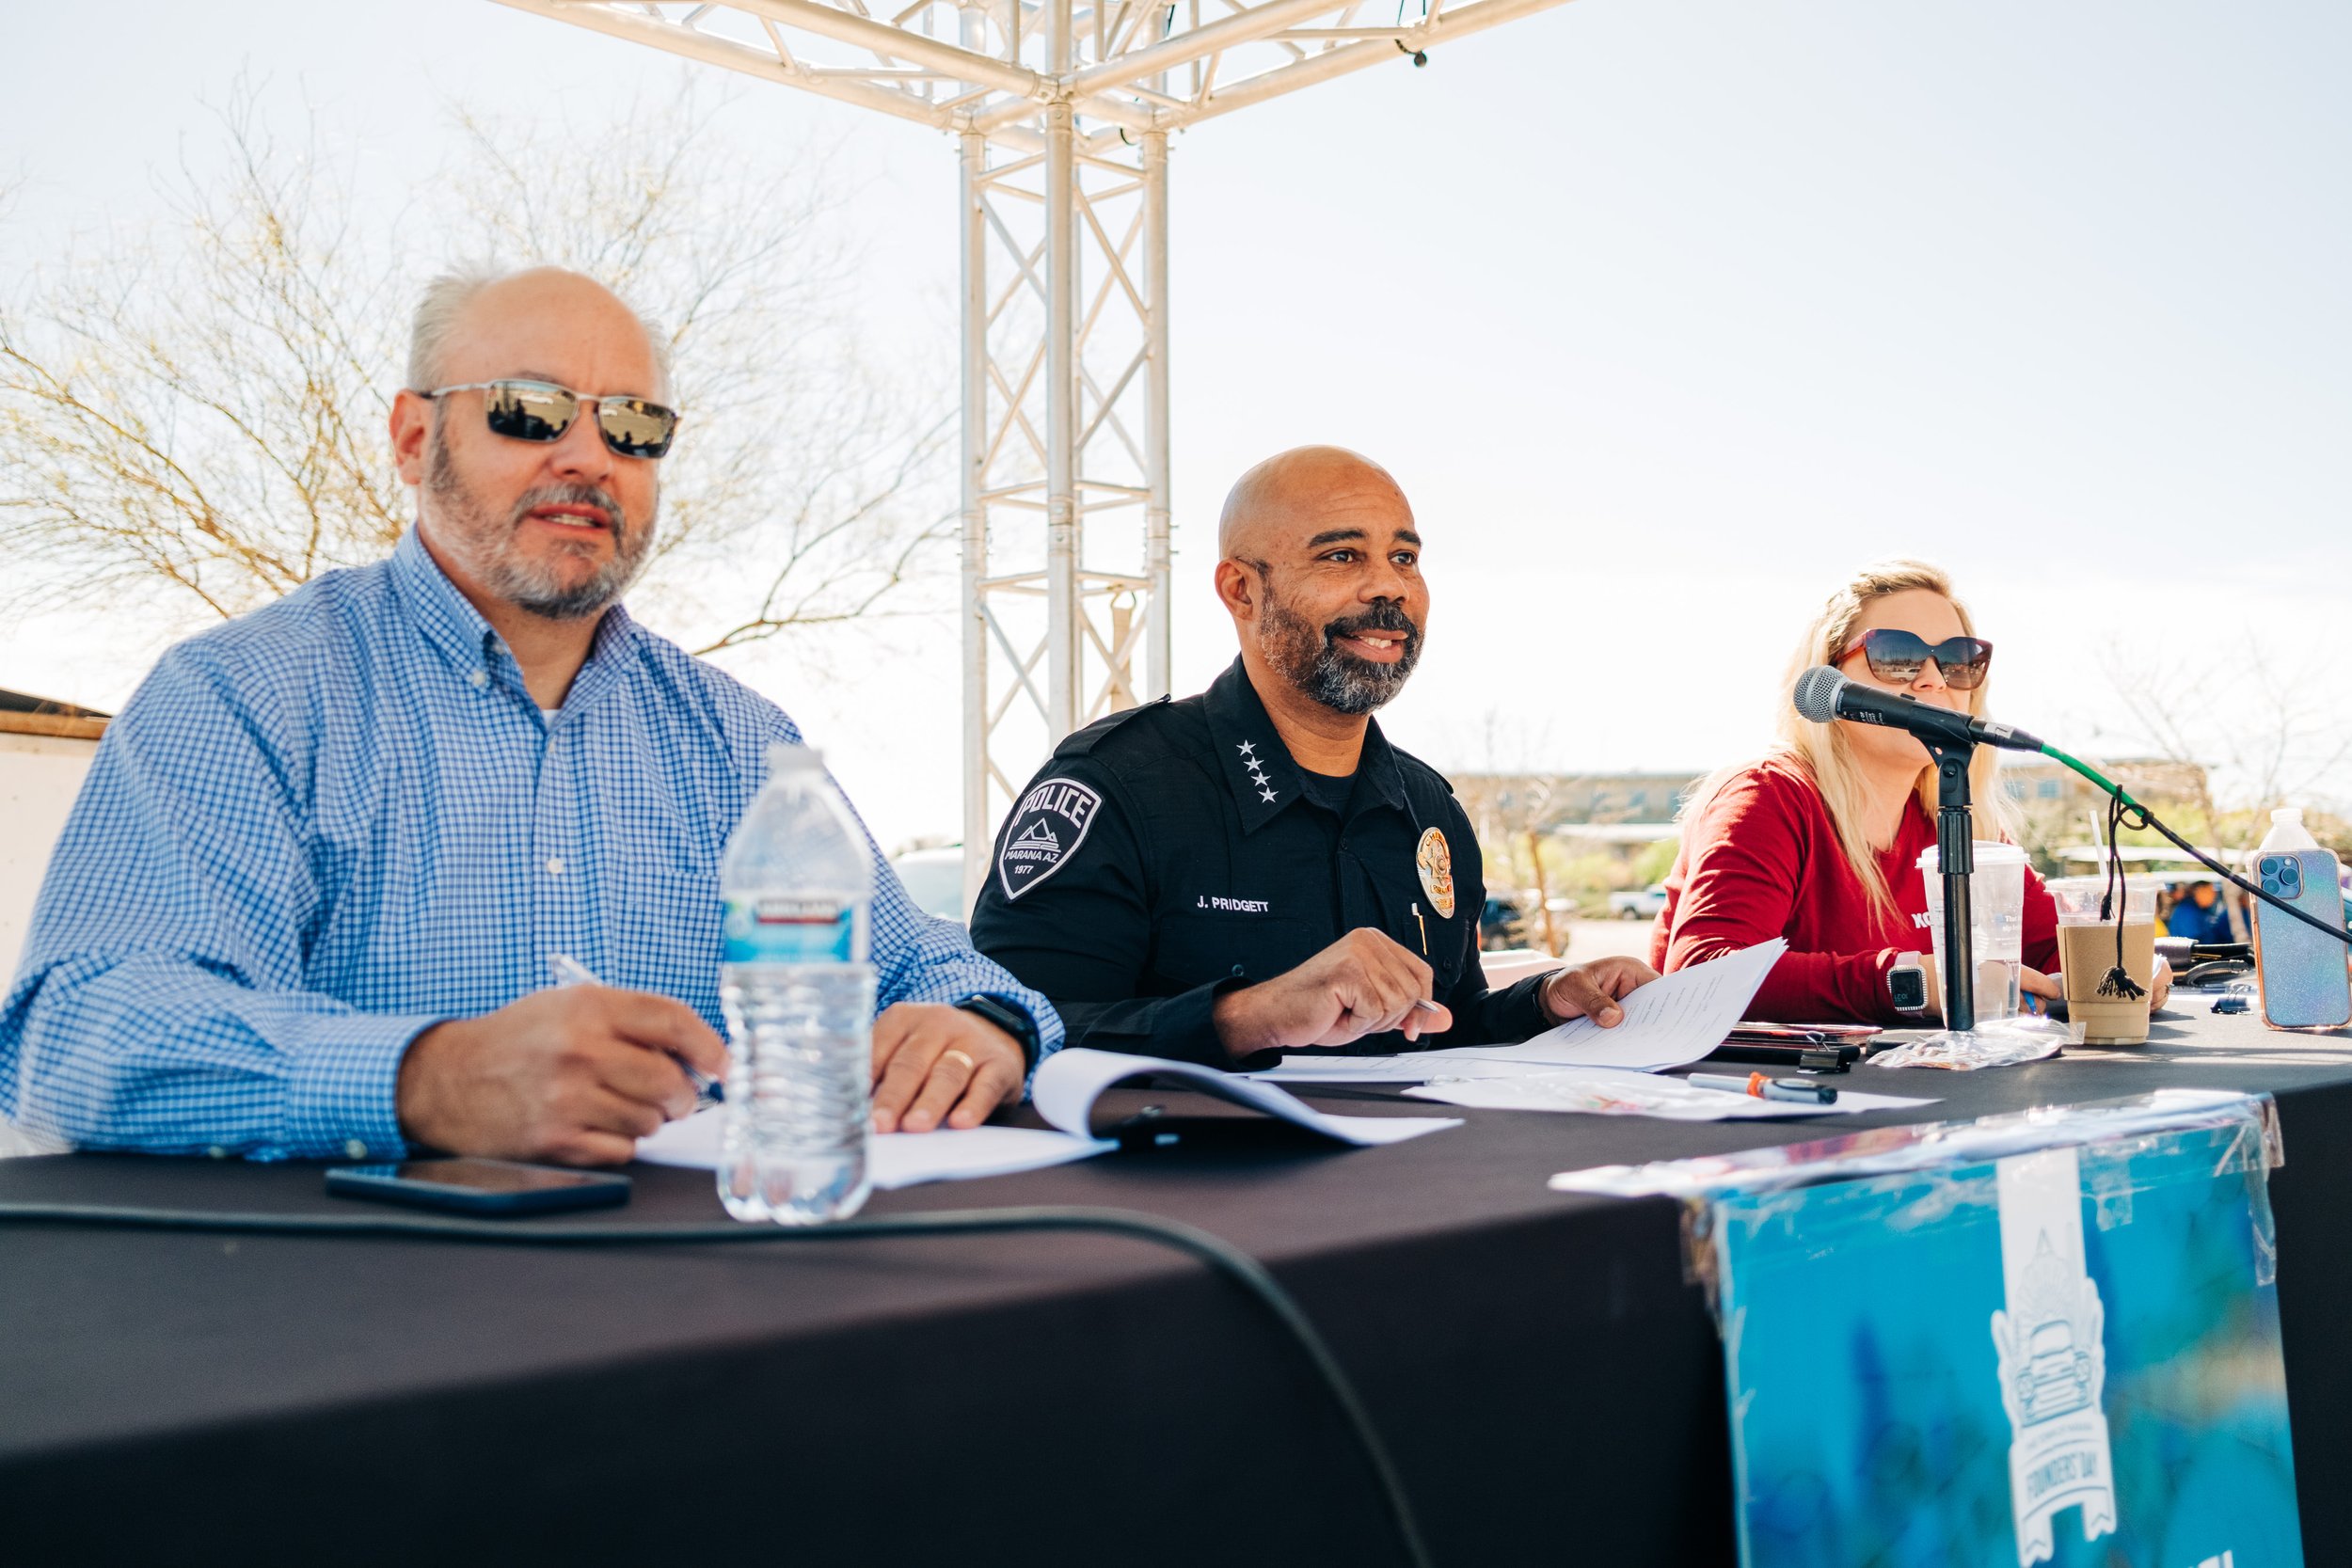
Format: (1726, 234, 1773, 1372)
(2254, 847, 2352, 1031)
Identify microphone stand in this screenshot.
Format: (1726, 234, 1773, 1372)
(1925, 737, 1977, 1033)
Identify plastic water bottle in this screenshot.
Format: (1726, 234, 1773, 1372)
(2259, 808, 2320, 853)
(716, 744, 876, 1225)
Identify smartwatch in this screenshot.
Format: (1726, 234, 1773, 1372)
(1888, 954, 1930, 1017)
(954, 992, 1041, 1070)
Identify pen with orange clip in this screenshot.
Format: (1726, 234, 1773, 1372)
(1687, 1071, 1836, 1105)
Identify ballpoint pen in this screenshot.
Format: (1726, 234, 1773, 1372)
(548, 953, 724, 1108)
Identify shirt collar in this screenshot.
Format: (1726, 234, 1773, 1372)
(1201, 657, 1410, 834)
(390, 526, 498, 681)
(389, 526, 641, 707)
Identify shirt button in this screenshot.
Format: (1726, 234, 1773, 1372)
(469, 670, 488, 689)
(546, 856, 565, 877)
(343, 1139, 369, 1161)
(206, 1145, 229, 1160)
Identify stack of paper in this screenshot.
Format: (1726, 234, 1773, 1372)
(1030, 1047, 1460, 1147)
(635, 1045, 1461, 1190)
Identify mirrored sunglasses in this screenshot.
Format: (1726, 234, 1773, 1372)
(420, 379, 678, 459)
(1834, 627, 1994, 689)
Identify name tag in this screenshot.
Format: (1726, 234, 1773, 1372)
(1196, 895, 1272, 914)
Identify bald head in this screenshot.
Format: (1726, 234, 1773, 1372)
(1217, 445, 1411, 562)
(408, 265, 671, 401)
(1212, 445, 1428, 718)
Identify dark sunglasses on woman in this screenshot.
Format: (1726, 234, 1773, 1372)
(1835, 628, 1994, 689)
(418, 379, 680, 459)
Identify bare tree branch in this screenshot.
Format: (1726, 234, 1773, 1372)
(0, 73, 949, 655)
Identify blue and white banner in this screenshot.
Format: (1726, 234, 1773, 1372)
(1992, 1145, 2117, 1561)
(1663, 1092, 2300, 1568)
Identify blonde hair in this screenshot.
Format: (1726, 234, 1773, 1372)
(1683, 559, 2017, 922)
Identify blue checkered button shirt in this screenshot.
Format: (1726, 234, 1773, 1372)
(0, 528, 1060, 1160)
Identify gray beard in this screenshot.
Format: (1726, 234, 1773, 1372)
(1259, 594, 1422, 716)
(423, 426, 654, 621)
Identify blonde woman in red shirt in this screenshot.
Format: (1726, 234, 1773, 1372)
(1649, 560, 2170, 1025)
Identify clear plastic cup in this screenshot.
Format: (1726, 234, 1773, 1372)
(1917, 842, 2029, 1022)
(2048, 876, 2160, 1046)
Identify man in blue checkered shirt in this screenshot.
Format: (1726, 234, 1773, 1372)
(0, 266, 1060, 1164)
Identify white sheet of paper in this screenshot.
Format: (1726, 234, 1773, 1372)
(1405, 1066, 1937, 1120)
(635, 1109, 1113, 1189)
(1254, 938, 1788, 1084)
(1031, 1047, 1461, 1147)
(1433, 938, 1788, 1071)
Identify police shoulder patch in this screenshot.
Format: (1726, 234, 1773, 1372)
(996, 775, 1105, 901)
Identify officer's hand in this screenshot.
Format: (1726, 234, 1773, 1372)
(1539, 956, 1658, 1027)
(396, 987, 725, 1166)
(1211, 927, 1454, 1060)
(870, 1003, 1027, 1133)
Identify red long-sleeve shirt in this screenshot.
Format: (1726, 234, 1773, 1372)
(1647, 756, 2058, 1024)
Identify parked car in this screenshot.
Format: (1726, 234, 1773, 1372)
(1609, 883, 1668, 921)
(1479, 893, 1527, 950)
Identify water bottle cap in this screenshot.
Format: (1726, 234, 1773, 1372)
(2272, 808, 2303, 823)
(766, 741, 824, 774)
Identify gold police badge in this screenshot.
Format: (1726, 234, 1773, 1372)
(1415, 828, 1455, 920)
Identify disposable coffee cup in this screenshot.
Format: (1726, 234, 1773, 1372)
(1918, 842, 2030, 1022)
(2049, 877, 2160, 1045)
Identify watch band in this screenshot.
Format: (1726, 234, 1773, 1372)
(954, 992, 1041, 1070)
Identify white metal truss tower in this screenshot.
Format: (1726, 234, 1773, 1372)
(497, 0, 1575, 901)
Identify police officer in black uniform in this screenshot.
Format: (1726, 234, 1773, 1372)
(971, 446, 1655, 1069)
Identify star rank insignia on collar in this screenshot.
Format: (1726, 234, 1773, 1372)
(1235, 738, 1275, 803)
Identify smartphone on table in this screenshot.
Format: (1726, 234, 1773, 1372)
(2253, 848, 2352, 1033)
(326, 1158, 632, 1215)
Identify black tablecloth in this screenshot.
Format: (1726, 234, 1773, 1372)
(6, 1007, 2350, 1566)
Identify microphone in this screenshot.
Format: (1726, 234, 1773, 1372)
(1790, 666, 2044, 754)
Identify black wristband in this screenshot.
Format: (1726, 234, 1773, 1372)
(954, 993, 1042, 1071)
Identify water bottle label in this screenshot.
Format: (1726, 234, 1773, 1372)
(723, 896, 866, 963)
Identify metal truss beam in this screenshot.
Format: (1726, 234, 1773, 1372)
(497, 0, 1579, 903)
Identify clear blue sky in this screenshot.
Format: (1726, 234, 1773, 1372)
(6, 1, 2346, 845)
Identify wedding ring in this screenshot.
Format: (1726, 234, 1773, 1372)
(939, 1048, 978, 1074)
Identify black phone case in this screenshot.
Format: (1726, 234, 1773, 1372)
(325, 1164, 631, 1216)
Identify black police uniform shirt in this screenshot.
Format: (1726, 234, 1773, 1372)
(969, 657, 1552, 1069)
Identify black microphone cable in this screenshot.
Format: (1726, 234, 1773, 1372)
(0, 1198, 1436, 1568)
(1793, 666, 2348, 953)
(2037, 745, 2352, 951)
